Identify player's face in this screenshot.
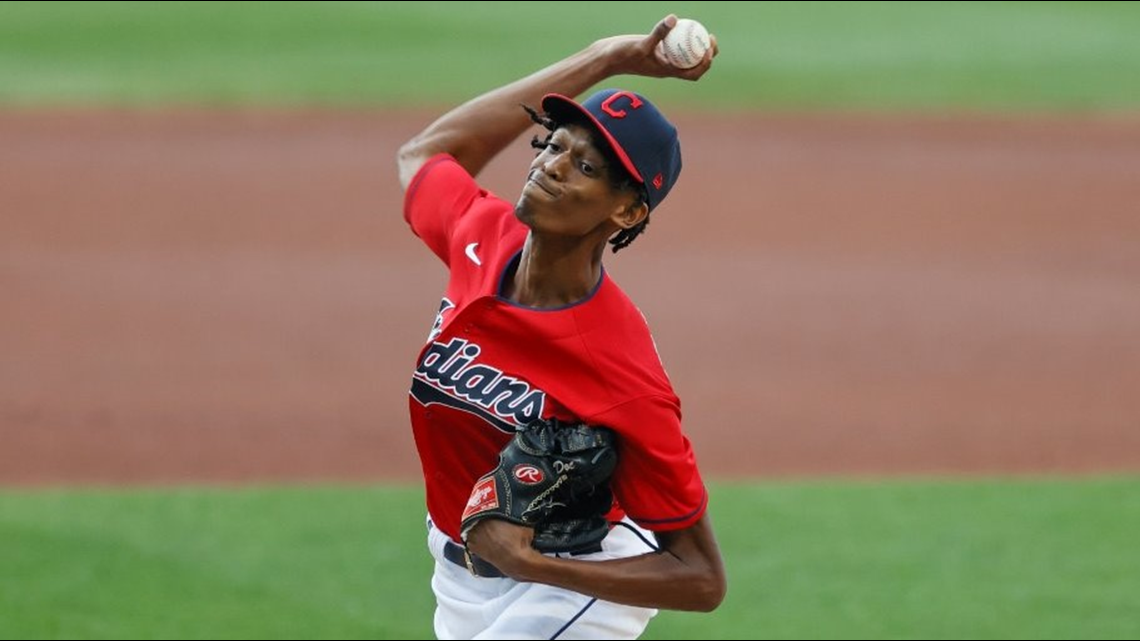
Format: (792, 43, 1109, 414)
(515, 124, 639, 239)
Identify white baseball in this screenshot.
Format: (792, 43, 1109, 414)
(661, 18, 711, 69)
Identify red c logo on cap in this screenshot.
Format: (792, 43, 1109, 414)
(601, 92, 643, 119)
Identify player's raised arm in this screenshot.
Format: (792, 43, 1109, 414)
(396, 14, 717, 191)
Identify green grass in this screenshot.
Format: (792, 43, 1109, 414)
(0, 486, 434, 639)
(2, 478, 1138, 639)
(1, 1, 1139, 110)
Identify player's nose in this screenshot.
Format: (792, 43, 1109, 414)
(540, 151, 568, 181)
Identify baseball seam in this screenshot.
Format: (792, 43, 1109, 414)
(669, 22, 704, 68)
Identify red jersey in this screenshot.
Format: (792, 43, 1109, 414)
(404, 154, 707, 543)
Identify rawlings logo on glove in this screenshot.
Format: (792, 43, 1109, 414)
(460, 417, 618, 559)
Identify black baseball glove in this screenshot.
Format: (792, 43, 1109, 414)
(460, 418, 618, 556)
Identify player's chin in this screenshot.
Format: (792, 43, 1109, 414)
(515, 190, 549, 223)
(513, 200, 536, 226)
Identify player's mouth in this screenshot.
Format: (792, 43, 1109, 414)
(526, 171, 559, 197)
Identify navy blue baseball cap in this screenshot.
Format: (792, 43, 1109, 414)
(541, 89, 682, 213)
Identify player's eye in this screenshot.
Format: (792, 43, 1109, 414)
(579, 161, 596, 176)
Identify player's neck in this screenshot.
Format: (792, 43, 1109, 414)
(504, 237, 605, 309)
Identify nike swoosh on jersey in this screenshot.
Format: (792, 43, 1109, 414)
(465, 242, 482, 266)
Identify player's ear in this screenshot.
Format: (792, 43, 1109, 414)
(612, 200, 648, 230)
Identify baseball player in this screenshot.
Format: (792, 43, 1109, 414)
(397, 15, 724, 639)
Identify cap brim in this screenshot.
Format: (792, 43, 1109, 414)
(540, 93, 644, 184)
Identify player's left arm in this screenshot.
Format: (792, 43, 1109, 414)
(466, 512, 727, 612)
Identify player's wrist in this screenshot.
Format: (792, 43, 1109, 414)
(588, 37, 634, 78)
(506, 546, 557, 583)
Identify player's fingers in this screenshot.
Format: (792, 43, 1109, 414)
(648, 14, 677, 45)
(681, 39, 717, 81)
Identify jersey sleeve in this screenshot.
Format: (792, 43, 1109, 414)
(594, 394, 708, 532)
(403, 154, 485, 266)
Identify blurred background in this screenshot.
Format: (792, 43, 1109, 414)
(1, 2, 1138, 638)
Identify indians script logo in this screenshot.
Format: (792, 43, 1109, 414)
(411, 336, 546, 433)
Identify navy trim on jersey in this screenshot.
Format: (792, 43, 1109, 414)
(626, 487, 708, 526)
(613, 520, 661, 552)
(495, 249, 607, 311)
(549, 598, 599, 640)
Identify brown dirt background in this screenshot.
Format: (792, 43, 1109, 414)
(2, 110, 1138, 485)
